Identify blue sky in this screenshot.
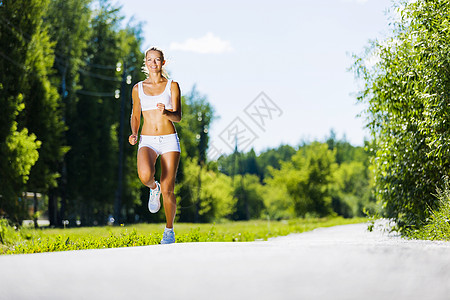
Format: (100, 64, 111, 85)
(116, 0, 395, 157)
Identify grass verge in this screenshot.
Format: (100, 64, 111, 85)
(0, 217, 367, 255)
(405, 178, 450, 241)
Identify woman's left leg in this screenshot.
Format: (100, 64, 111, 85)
(160, 151, 180, 228)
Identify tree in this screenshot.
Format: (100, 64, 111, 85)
(114, 21, 146, 224)
(232, 174, 264, 220)
(175, 86, 215, 222)
(176, 158, 234, 222)
(0, 0, 58, 224)
(326, 129, 366, 165)
(64, 1, 126, 225)
(256, 144, 296, 180)
(331, 161, 373, 218)
(45, 0, 92, 226)
(176, 85, 215, 162)
(217, 144, 296, 181)
(267, 142, 337, 217)
(20, 0, 67, 228)
(353, 0, 450, 231)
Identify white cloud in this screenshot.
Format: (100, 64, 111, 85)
(169, 32, 233, 54)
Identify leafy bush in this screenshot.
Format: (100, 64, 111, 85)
(353, 0, 450, 231)
(407, 178, 450, 240)
(0, 218, 36, 245)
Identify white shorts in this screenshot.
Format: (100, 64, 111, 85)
(138, 133, 181, 156)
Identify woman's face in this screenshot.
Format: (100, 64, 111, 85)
(145, 50, 165, 73)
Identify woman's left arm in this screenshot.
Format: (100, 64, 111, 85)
(157, 81, 182, 122)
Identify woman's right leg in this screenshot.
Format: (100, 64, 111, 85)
(137, 146, 158, 189)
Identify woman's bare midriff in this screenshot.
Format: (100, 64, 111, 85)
(141, 109, 176, 135)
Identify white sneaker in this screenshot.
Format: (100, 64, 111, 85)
(161, 229, 175, 244)
(148, 181, 161, 213)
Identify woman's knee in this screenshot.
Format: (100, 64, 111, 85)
(160, 181, 175, 196)
(138, 168, 155, 184)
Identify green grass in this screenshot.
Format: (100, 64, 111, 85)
(405, 179, 450, 241)
(0, 217, 367, 255)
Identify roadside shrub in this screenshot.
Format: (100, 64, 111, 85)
(407, 178, 450, 241)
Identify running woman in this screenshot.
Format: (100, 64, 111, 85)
(128, 47, 181, 244)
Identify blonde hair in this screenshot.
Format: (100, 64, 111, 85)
(142, 47, 169, 78)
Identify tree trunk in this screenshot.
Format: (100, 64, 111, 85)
(33, 192, 39, 228)
(48, 189, 58, 227)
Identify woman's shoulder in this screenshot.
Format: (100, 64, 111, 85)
(170, 80, 180, 94)
(170, 79, 179, 88)
(132, 81, 142, 94)
(133, 80, 144, 89)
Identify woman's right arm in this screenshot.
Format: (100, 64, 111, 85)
(129, 84, 141, 145)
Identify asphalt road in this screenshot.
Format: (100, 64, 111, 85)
(1, 221, 450, 300)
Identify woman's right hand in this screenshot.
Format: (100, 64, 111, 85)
(129, 134, 138, 145)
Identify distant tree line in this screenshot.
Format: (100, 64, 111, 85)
(216, 132, 376, 221)
(0, 0, 375, 227)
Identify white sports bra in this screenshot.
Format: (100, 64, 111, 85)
(138, 79, 173, 111)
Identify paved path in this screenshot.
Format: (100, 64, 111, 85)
(1, 222, 450, 300)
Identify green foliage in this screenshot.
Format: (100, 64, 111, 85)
(0, 0, 58, 223)
(22, 2, 66, 195)
(5, 124, 41, 185)
(262, 178, 295, 220)
(0, 217, 367, 255)
(61, 1, 145, 225)
(331, 161, 374, 218)
(216, 137, 373, 220)
(65, 1, 123, 225)
(352, 0, 450, 231)
(173, 87, 216, 222)
(176, 158, 235, 222)
(176, 86, 215, 164)
(0, 218, 36, 246)
(257, 145, 297, 179)
(406, 178, 450, 240)
(232, 174, 265, 220)
(1, 0, 148, 225)
(1, 123, 41, 221)
(41, 0, 93, 226)
(218, 144, 296, 180)
(268, 142, 337, 217)
(326, 130, 370, 166)
(326, 132, 376, 218)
